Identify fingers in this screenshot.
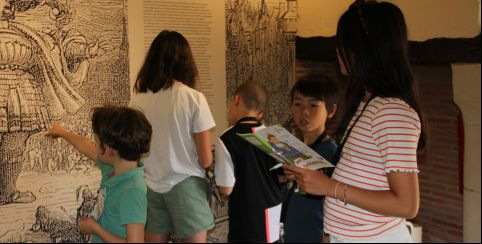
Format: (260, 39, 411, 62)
(44, 121, 62, 138)
(79, 216, 94, 222)
(284, 174, 296, 182)
(44, 131, 56, 138)
(283, 164, 303, 173)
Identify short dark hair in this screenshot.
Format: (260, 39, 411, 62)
(290, 73, 338, 113)
(235, 81, 268, 113)
(91, 105, 152, 161)
(134, 30, 198, 93)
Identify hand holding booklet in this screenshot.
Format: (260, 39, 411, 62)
(237, 124, 334, 170)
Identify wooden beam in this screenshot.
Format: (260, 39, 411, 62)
(296, 34, 481, 64)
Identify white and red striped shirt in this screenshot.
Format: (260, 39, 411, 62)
(323, 97, 420, 240)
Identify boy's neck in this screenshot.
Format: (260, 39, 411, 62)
(235, 111, 260, 124)
(112, 159, 139, 176)
(303, 127, 326, 145)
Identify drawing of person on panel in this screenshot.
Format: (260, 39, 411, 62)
(0, 0, 105, 205)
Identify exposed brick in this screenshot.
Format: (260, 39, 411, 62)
(421, 181, 448, 190)
(432, 191, 463, 202)
(420, 195, 446, 204)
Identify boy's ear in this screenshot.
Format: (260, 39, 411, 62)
(103, 144, 117, 157)
(233, 94, 241, 105)
(98, 143, 106, 155)
(328, 104, 337, 119)
(256, 111, 264, 121)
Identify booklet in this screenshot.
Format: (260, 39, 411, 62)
(237, 124, 334, 170)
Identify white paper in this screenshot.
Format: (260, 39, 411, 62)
(89, 188, 106, 221)
(265, 203, 282, 243)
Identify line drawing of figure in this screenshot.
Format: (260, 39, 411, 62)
(27, 147, 43, 170)
(0, 0, 106, 205)
(266, 133, 310, 164)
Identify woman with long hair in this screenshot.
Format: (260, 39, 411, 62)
(130, 30, 215, 243)
(284, 1, 426, 242)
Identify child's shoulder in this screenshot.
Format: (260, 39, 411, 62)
(313, 136, 338, 163)
(176, 82, 202, 96)
(218, 125, 235, 138)
(371, 97, 413, 110)
(118, 167, 146, 190)
(323, 136, 338, 146)
(175, 82, 209, 104)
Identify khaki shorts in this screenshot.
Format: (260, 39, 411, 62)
(146, 176, 214, 239)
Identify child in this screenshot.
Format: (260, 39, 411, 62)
(215, 81, 283, 243)
(129, 30, 215, 243)
(284, 1, 425, 243)
(45, 105, 152, 243)
(283, 73, 339, 243)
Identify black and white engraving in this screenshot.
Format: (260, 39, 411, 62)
(0, 0, 296, 242)
(226, 0, 297, 125)
(0, 0, 128, 242)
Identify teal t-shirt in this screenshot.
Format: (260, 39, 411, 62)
(91, 158, 147, 243)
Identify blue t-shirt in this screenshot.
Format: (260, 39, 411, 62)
(91, 158, 147, 243)
(284, 134, 338, 243)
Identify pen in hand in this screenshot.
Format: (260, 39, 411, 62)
(269, 163, 283, 171)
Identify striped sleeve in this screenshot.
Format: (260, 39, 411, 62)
(371, 100, 421, 173)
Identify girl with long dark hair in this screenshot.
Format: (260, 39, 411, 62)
(130, 30, 215, 243)
(284, 1, 426, 242)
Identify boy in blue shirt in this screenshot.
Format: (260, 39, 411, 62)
(283, 73, 339, 243)
(45, 105, 152, 243)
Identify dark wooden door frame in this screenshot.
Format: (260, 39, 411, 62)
(296, 34, 481, 64)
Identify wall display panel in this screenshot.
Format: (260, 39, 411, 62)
(128, 0, 227, 137)
(226, 0, 297, 125)
(0, 0, 128, 242)
(0, 0, 295, 242)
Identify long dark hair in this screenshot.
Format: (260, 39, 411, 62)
(134, 30, 198, 93)
(335, 1, 426, 150)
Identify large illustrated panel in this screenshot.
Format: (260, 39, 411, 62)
(0, 0, 128, 242)
(226, 0, 297, 125)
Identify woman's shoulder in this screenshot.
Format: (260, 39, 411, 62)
(372, 97, 411, 108)
(175, 82, 206, 100)
(370, 97, 416, 114)
(370, 97, 421, 125)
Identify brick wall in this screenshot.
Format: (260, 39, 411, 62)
(295, 60, 464, 242)
(412, 65, 463, 243)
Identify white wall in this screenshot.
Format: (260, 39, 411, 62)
(453, 64, 481, 243)
(297, 0, 480, 41)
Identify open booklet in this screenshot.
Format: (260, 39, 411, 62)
(237, 124, 334, 170)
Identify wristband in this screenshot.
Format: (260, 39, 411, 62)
(342, 183, 348, 206)
(334, 181, 341, 200)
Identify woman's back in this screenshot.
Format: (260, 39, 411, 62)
(130, 81, 215, 193)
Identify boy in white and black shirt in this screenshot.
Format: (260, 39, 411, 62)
(215, 81, 282, 243)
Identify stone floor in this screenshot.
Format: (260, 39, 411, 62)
(207, 219, 286, 243)
(207, 219, 229, 243)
